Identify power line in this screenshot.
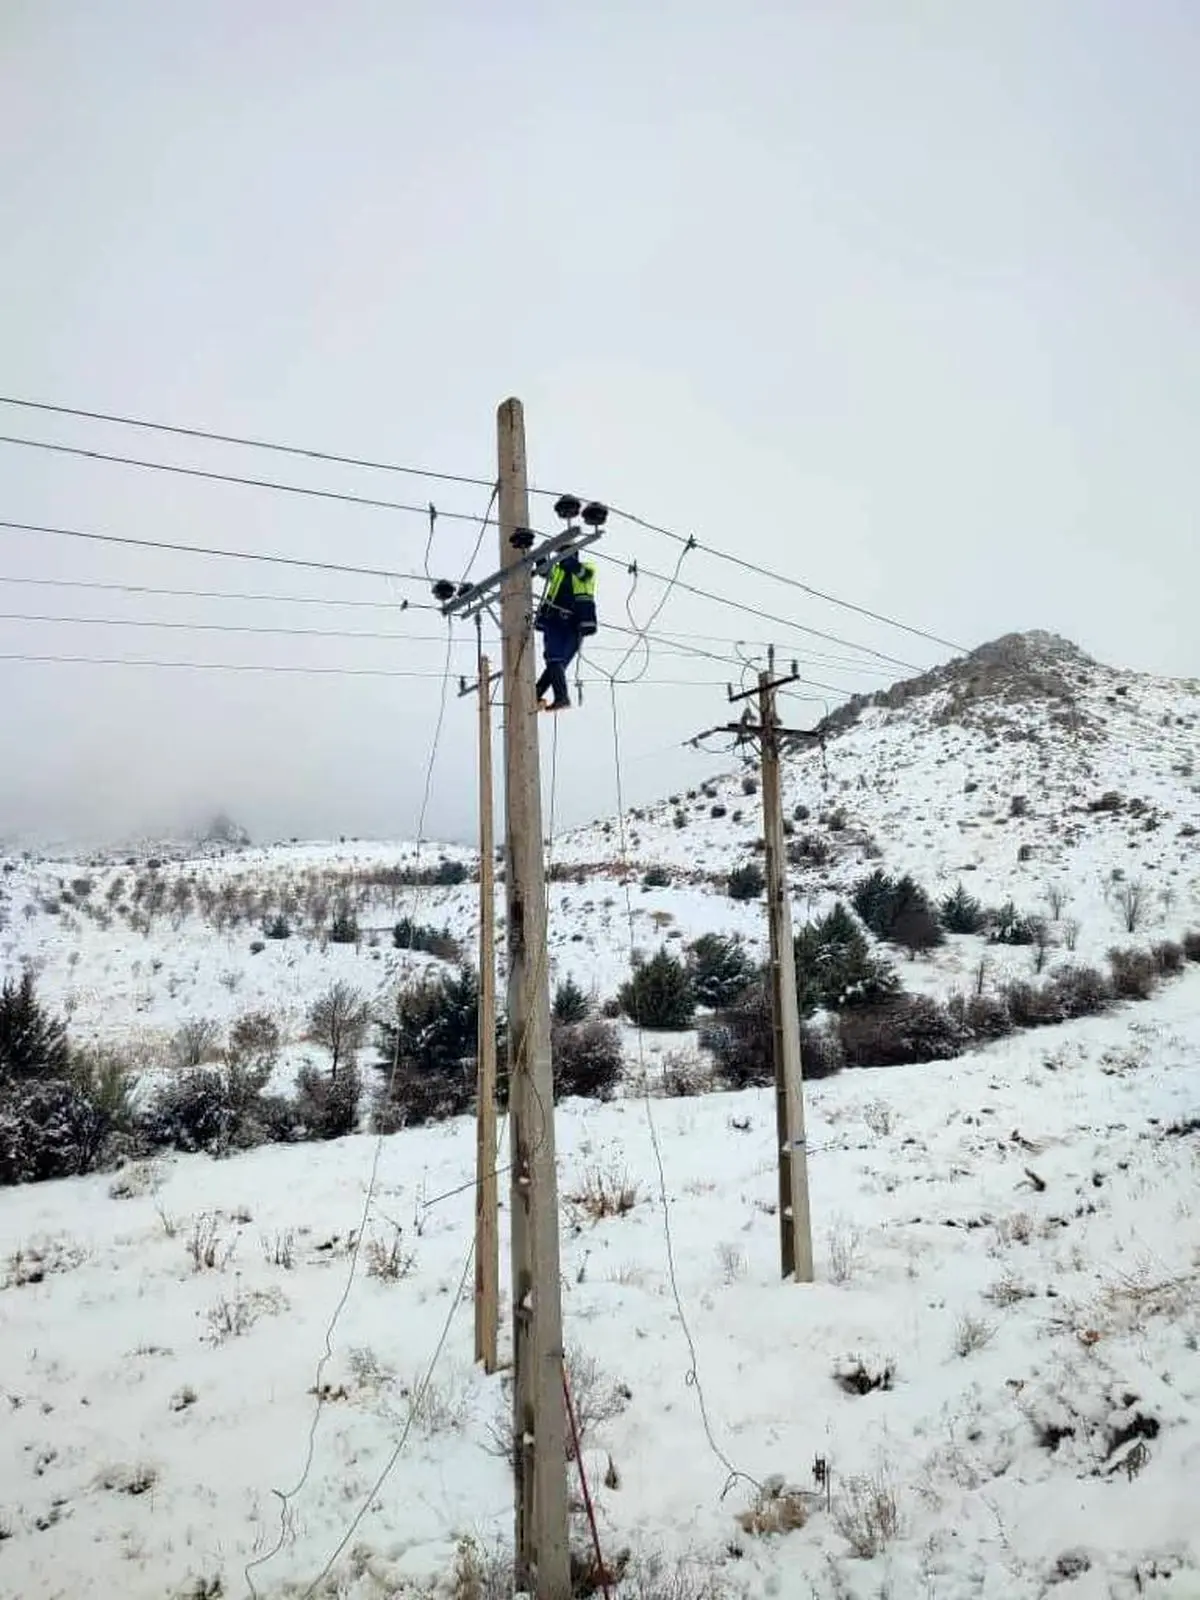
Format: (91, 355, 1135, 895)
(0, 572, 441, 612)
(0, 517, 432, 585)
(0, 650, 748, 689)
(606, 503, 967, 654)
(0, 393, 496, 492)
(0, 433, 499, 527)
(592, 547, 922, 672)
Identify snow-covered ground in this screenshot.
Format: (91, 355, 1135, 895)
(2, 978, 1199, 1599)
(3, 631, 1200, 1597)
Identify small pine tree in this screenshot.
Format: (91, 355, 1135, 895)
(686, 933, 755, 1009)
(376, 968, 481, 1126)
(941, 882, 985, 935)
(618, 947, 695, 1030)
(0, 971, 70, 1084)
(552, 976, 591, 1025)
(328, 903, 359, 944)
(727, 862, 765, 902)
(793, 903, 900, 1015)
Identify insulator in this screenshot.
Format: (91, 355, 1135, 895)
(511, 526, 536, 551)
(431, 579, 456, 603)
(581, 500, 608, 528)
(553, 494, 582, 522)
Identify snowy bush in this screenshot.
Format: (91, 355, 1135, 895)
(1184, 929, 1200, 961)
(392, 916, 460, 960)
(552, 975, 591, 1024)
(1048, 963, 1114, 1018)
(294, 1060, 361, 1139)
(169, 1018, 222, 1072)
(686, 932, 755, 1010)
(0, 1078, 106, 1184)
(727, 862, 765, 901)
(838, 995, 966, 1068)
(945, 989, 1013, 1041)
(141, 1066, 296, 1156)
(375, 969, 481, 1128)
(327, 902, 359, 944)
(551, 1018, 623, 1101)
(987, 900, 1039, 946)
(853, 870, 943, 951)
(619, 948, 694, 1030)
(1108, 946, 1159, 1000)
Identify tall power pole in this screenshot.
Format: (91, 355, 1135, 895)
(473, 652, 499, 1374)
(496, 398, 570, 1597)
(757, 666, 814, 1283)
(692, 656, 817, 1282)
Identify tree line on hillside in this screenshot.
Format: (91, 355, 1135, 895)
(5, 864, 1200, 1188)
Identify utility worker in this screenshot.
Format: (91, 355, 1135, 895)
(534, 550, 598, 711)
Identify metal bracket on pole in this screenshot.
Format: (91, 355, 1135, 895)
(438, 527, 602, 621)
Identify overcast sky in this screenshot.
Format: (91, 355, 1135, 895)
(2, 2, 1197, 848)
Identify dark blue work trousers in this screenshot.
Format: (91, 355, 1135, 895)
(536, 622, 580, 706)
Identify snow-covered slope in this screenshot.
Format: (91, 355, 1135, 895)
(2, 631, 1200, 1598)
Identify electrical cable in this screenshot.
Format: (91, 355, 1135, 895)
(0, 433, 499, 528)
(605, 678, 761, 1503)
(0, 393, 496, 491)
(0, 517, 431, 584)
(0, 571, 442, 612)
(604, 502, 966, 654)
(591, 548, 922, 673)
(244, 618, 458, 1599)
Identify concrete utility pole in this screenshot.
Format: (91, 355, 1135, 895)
(692, 654, 818, 1282)
(473, 652, 499, 1374)
(496, 398, 570, 1597)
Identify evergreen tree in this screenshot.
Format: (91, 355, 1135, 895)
(376, 968, 482, 1126)
(727, 862, 766, 902)
(794, 902, 900, 1015)
(619, 947, 695, 1030)
(552, 976, 591, 1025)
(686, 933, 755, 1009)
(941, 881, 986, 934)
(0, 971, 69, 1084)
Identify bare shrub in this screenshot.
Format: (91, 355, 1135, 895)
(563, 1343, 630, 1459)
(1184, 929, 1200, 962)
(1062, 917, 1081, 952)
(736, 1481, 808, 1536)
(832, 1470, 901, 1558)
(660, 1049, 712, 1098)
(1114, 879, 1148, 933)
(715, 1241, 746, 1284)
(952, 1313, 996, 1357)
(307, 982, 371, 1079)
(95, 1461, 159, 1496)
(450, 1535, 513, 1600)
(170, 1018, 221, 1071)
(205, 1284, 286, 1343)
(1152, 939, 1185, 976)
(400, 1366, 471, 1435)
(826, 1219, 864, 1284)
(984, 1272, 1034, 1307)
(1108, 946, 1159, 1000)
(261, 1230, 296, 1270)
(187, 1214, 231, 1273)
(1043, 883, 1070, 921)
(568, 1162, 641, 1222)
(862, 1099, 893, 1138)
(365, 1224, 415, 1282)
(1049, 963, 1113, 1018)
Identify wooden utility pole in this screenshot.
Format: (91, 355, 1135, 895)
(757, 665, 814, 1283)
(496, 398, 570, 1598)
(692, 654, 817, 1282)
(474, 653, 499, 1374)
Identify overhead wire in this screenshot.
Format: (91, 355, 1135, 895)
(603, 502, 967, 654)
(590, 547, 923, 672)
(0, 433, 500, 528)
(0, 393, 496, 491)
(0, 517, 431, 585)
(0, 571, 443, 612)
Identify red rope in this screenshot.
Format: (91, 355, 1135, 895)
(562, 1366, 612, 1600)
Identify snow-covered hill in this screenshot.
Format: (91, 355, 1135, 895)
(2, 630, 1200, 1598)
